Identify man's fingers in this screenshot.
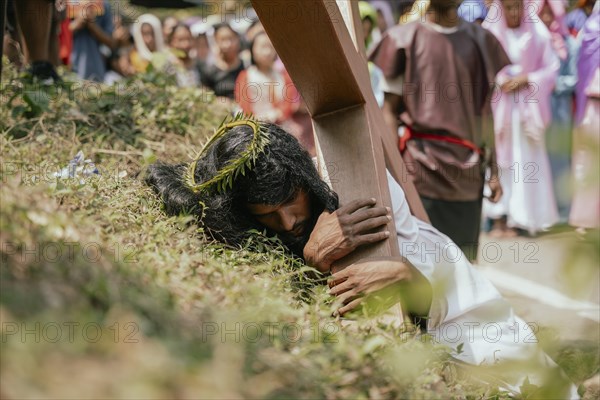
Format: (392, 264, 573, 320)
(337, 290, 361, 307)
(348, 205, 390, 224)
(330, 265, 355, 282)
(328, 275, 348, 289)
(339, 198, 377, 215)
(353, 215, 392, 233)
(356, 231, 391, 246)
(328, 278, 355, 296)
(338, 298, 363, 316)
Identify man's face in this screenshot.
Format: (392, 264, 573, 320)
(246, 189, 312, 237)
(246, 189, 318, 255)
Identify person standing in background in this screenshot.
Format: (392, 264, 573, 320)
(535, 0, 579, 223)
(360, 1, 386, 107)
(483, 0, 560, 237)
(458, 0, 489, 24)
(370, 0, 396, 32)
(11, 0, 61, 81)
(566, 0, 596, 37)
(69, 0, 115, 82)
(367, 0, 396, 47)
(371, 0, 508, 261)
(570, 2, 600, 230)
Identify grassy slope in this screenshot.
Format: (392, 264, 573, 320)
(1, 61, 597, 399)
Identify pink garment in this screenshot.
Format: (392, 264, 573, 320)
(530, 0, 568, 35)
(483, 0, 560, 167)
(531, 0, 569, 60)
(483, 0, 560, 233)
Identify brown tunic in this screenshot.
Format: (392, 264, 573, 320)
(370, 20, 510, 201)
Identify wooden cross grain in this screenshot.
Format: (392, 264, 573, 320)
(251, 0, 429, 275)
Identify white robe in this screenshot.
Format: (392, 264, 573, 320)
(387, 172, 577, 397)
(483, 24, 560, 234)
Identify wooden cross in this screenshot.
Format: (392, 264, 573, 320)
(250, 0, 428, 275)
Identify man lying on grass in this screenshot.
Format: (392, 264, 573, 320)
(146, 116, 577, 397)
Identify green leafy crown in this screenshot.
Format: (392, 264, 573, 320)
(184, 113, 270, 194)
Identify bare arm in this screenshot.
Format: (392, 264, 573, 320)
(86, 20, 116, 49)
(69, 17, 87, 32)
(487, 150, 503, 203)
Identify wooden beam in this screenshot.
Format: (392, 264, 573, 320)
(333, 0, 430, 222)
(252, 0, 429, 276)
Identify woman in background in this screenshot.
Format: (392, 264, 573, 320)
(234, 32, 296, 125)
(483, 0, 560, 236)
(570, 2, 600, 230)
(536, 0, 578, 222)
(199, 22, 245, 101)
(167, 23, 200, 87)
(566, 0, 596, 37)
(131, 14, 164, 73)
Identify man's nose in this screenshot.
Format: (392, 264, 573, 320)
(278, 208, 297, 232)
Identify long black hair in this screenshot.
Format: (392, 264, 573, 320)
(145, 123, 338, 255)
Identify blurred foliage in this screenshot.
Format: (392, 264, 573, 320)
(0, 58, 598, 398)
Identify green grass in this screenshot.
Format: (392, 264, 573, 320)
(1, 59, 597, 399)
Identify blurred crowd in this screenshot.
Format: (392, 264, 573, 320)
(3, 0, 599, 246)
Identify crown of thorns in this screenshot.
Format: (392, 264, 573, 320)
(184, 113, 270, 194)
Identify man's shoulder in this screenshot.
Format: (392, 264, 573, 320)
(460, 19, 495, 41)
(461, 20, 507, 57)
